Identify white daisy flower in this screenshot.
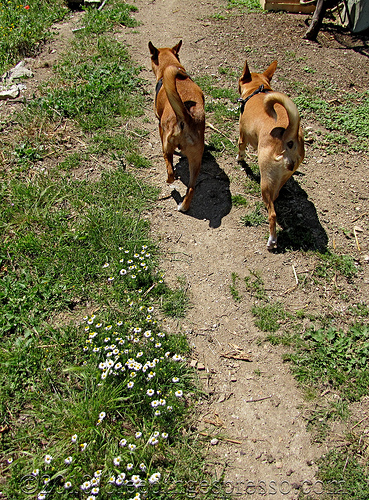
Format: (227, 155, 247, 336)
(148, 472, 161, 484)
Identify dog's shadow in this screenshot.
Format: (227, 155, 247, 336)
(172, 149, 232, 228)
(240, 160, 328, 253)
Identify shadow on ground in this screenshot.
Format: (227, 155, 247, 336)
(171, 149, 232, 229)
(240, 160, 328, 252)
(274, 173, 328, 253)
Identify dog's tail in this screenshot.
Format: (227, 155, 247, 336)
(163, 66, 192, 123)
(264, 92, 300, 143)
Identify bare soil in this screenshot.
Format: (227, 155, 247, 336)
(3, 1, 369, 498)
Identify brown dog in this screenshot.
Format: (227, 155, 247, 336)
(237, 59, 305, 250)
(148, 40, 205, 212)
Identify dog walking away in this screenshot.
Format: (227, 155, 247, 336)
(237, 59, 305, 250)
(148, 40, 205, 212)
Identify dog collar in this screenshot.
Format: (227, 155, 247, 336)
(155, 77, 163, 105)
(238, 84, 269, 114)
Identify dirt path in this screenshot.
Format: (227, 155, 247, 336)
(116, 1, 341, 497)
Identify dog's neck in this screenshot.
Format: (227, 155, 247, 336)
(238, 84, 271, 114)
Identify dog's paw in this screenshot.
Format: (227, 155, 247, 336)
(177, 202, 186, 212)
(236, 153, 245, 162)
(267, 235, 277, 251)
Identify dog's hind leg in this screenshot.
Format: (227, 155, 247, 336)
(236, 135, 247, 162)
(161, 127, 177, 184)
(261, 181, 278, 250)
(163, 151, 176, 184)
(177, 151, 202, 212)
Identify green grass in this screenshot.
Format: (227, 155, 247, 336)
(230, 272, 242, 301)
(0, 3, 222, 499)
(226, 0, 262, 12)
(294, 90, 369, 152)
(231, 194, 248, 207)
(240, 201, 266, 227)
(284, 325, 369, 402)
(252, 302, 288, 332)
(0, 0, 68, 73)
(314, 449, 369, 500)
(314, 251, 359, 281)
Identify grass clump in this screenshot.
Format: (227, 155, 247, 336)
(252, 302, 288, 333)
(36, 36, 144, 132)
(284, 325, 369, 401)
(314, 251, 359, 281)
(231, 194, 248, 207)
(315, 449, 369, 500)
(294, 90, 369, 152)
(240, 201, 266, 227)
(227, 0, 262, 12)
(230, 272, 242, 301)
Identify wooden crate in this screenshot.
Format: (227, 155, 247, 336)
(260, 0, 315, 13)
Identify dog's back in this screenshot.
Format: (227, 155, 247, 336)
(149, 41, 205, 212)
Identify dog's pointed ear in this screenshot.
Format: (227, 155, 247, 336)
(264, 60, 278, 81)
(239, 59, 252, 84)
(148, 41, 159, 60)
(172, 40, 182, 57)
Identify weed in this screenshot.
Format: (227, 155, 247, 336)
(230, 272, 242, 301)
(314, 251, 359, 281)
(231, 194, 248, 207)
(240, 201, 266, 227)
(294, 91, 369, 152)
(285, 325, 369, 401)
(316, 449, 369, 499)
(251, 302, 288, 332)
(244, 269, 267, 300)
(349, 302, 369, 317)
(78, 1, 138, 35)
(161, 276, 189, 318)
(227, 0, 262, 12)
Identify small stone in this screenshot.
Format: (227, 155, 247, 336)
(197, 362, 205, 371)
(210, 438, 219, 445)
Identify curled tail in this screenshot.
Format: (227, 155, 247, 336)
(163, 66, 191, 123)
(264, 92, 300, 143)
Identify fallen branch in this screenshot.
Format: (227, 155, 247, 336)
(350, 415, 369, 431)
(98, 0, 108, 10)
(199, 432, 242, 444)
(220, 352, 252, 362)
(206, 121, 236, 144)
(244, 395, 272, 403)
